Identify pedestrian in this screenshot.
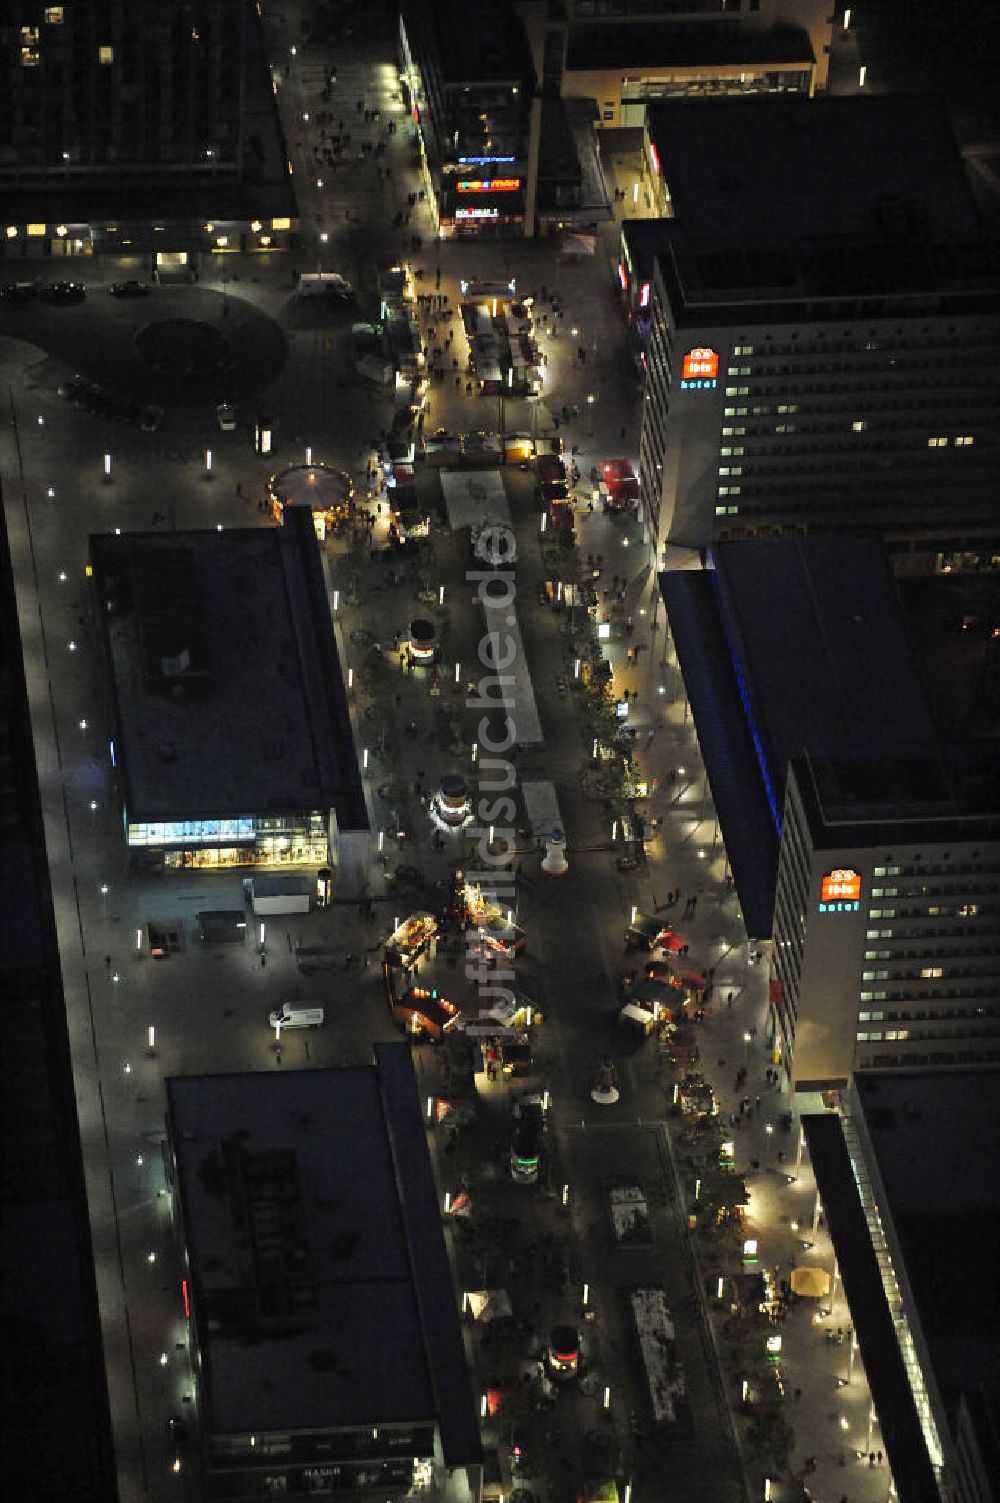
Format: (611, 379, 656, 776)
(727, 989, 734, 1007)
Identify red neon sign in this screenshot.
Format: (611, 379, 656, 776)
(456, 178, 521, 193)
(649, 141, 660, 175)
(820, 869, 862, 903)
(682, 347, 719, 380)
(181, 1279, 190, 1319)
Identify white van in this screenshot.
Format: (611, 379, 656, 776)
(269, 1004, 325, 1029)
(296, 272, 353, 301)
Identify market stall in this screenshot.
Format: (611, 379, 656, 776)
(460, 877, 526, 955)
(385, 911, 438, 966)
(465, 1289, 513, 1322)
(394, 984, 462, 1041)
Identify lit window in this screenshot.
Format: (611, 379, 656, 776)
(271, 217, 292, 230)
(955, 435, 974, 446)
(21, 25, 41, 65)
(45, 5, 64, 21)
(99, 45, 114, 64)
(927, 436, 948, 447)
(27, 223, 47, 237)
(851, 420, 866, 432)
(920, 966, 943, 979)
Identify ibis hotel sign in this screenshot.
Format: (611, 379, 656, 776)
(680, 347, 719, 390)
(818, 868, 862, 913)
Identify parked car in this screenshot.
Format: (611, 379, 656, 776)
(108, 279, 150, 297)
(509, 1093, 545, 1184)
(216, 403, 236, 431)
(38, 281, 86, 303)
(1, 280, 38, 303)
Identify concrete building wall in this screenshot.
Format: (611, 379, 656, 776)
(562, 56, 815, 129)
(641, 265, 1000, 561)
(772, 764, 1000, 1091)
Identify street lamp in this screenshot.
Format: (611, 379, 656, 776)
(100, 883, 109, 915)
(587, 392, 596, 436)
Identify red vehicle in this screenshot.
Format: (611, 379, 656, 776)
(600, 457, 639, 511)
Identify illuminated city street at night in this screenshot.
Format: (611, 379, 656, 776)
(1, 6, 999, 1503)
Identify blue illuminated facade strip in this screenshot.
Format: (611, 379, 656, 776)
(706, 558, 782, 836)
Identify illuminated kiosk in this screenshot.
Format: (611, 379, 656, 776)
(433, 774, 472, 828)
(541, 826, 568, 876)
(267, 463, 354, 540)
(409, 618, 438, 664)
(591, 1056, 620, 1106)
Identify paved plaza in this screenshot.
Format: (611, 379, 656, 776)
(0, 5, 893, 1503)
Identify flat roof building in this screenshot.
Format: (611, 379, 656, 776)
(518, 0, 830, 125)
(89, 507, 369, 882)
(626, 95, 1000, 565)
(399, 0, 539, 238)
(164, 1046, 483, 1501)
(660, 537, 1000, 1087)
(660, 536, 940, 938)
(0, 0, 296, 262)
(774, 752, 1000, 1089)
(804, 1069, 1000, 1503)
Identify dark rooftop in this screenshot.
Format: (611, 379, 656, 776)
(90, 509, 367, 830)
(648, 93, 982, 245)
(0, 495, 118, 1500)
(2, 0, 295, 228)
(660, 232, 1000, 316)
(791, 752, 1000, 849)
(568, 20, 813, 73)
(165, 1047, 482, 1463)
(709, 537, 940, 794)
(405, 0, 534, 84)
(854, 1071, 1000, 1419)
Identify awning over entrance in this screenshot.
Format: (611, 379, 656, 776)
(658, 569, 778, 940)
(802, 1114, 939, 1503)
